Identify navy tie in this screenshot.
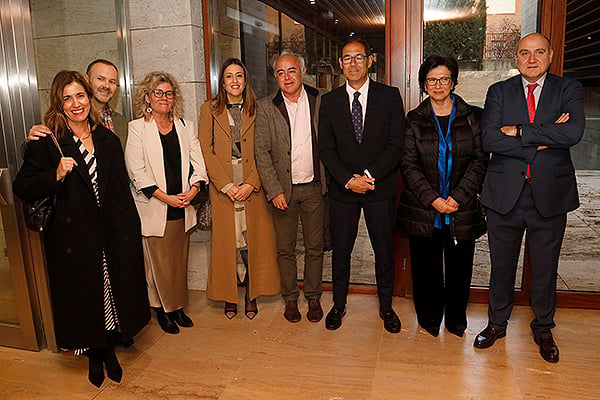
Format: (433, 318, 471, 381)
(351, 91, 363, 143)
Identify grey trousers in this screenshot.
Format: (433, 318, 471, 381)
(270, 182, 324, 301)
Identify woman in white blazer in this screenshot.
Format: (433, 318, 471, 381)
(125, 71, 208, 334)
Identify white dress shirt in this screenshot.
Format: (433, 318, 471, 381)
(283, 88, 314, 184)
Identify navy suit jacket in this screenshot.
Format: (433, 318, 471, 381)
(481, 73, 585, 217)
(318, 80, 406, 202)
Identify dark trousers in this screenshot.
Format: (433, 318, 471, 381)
(409, 227, 475, 332)
(329, 197, 396, 311)
(487, 184, 566, 338)
(271, 182, 324, 301)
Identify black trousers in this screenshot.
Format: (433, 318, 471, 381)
(329, 197, 396, 311)
(487, 184, 566, 338)
(409, 227, 475, 331)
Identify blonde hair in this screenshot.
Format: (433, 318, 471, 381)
(133, 71, 184, 121)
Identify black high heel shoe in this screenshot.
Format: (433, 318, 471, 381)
(87, 348, 105, 388)
(103, 347, 123, 383)
(224, 302, 237, 319)
(244, 290, 258, 320)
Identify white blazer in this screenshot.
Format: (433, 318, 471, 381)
(125, 117, 208, 237)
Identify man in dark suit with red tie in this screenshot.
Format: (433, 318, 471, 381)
(474, 33, 585, 363)
(319, 38, 406, 333)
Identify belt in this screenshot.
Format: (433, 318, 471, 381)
(292, 180, 319, 187)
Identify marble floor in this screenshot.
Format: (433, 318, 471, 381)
(1, 290, 600, 400)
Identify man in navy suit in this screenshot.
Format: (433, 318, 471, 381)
(474, 33, 585, 363)
(319, 38, 406, 333)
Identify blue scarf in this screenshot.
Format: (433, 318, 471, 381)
(433, 95, 457, 229)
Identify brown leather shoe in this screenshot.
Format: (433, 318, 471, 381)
(307, 298, 323, 322)
(473, 326, 506, 349)
(284, 300, 301, 323)
(534, 336, 559, 363)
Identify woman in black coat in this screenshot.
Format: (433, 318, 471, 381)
(397, 56, 488, 338)
(13, 70, 150, 387)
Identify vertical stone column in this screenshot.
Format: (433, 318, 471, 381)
(129, 0, 210, 290)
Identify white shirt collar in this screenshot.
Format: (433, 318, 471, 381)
(283, 86, 307, 106)
(521, 73, 547, 91)
(346, 78, 370, 99)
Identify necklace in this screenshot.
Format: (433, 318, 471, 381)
(80, 132, 91, 140)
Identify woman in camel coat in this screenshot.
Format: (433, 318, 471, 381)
(198, 58, 279, 319)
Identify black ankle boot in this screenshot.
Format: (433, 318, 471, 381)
(169, 309, 194, 327)
(154, 307, 179, 334)
(87, 348, 105, 388)
(103, 347, 123, 383)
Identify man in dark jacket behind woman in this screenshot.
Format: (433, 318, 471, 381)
(398, 55, 488, 338)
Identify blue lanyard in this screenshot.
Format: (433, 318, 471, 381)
(433, 95, 457, 228)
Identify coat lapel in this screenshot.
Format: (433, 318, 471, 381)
(241, 109, 255, 138)
(362, 80, 379, 144)
(535, 74, 557, 122)
(60, 135, 95, 196)
(511, 76, 530, 123)
(213, 108, 231, 138)
(144, 119, 167, 189)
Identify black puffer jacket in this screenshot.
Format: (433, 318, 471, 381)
(397, 94, 488, 240)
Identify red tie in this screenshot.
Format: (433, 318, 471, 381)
(527, 83, 538, 123)
(525, 83, 538, 179)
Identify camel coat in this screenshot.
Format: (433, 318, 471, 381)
(198, 101, 280, 302)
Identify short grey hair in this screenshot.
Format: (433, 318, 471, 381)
(273, 50, 306, 71)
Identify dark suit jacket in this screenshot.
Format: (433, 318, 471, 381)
(319, 80, 406, 202)
(255, 84, 327, 202)
(480, 73, 585, 217)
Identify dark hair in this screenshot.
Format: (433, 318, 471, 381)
(211, 58, 257, 116)
(418, 55, 459, 94)
(44, 70, 100, 140)
(341, 37, 372, 56)
(86, 59, 118, 75)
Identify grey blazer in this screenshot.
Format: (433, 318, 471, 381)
(254, 84, 327, 202)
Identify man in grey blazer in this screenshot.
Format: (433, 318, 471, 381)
(474, 33, 585, 363)
(255, 51, 326, 323)
(27, 59, 128, 149)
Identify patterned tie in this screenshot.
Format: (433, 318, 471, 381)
(525, 83, 538, 179)
(527, 83, 538, 123)
(351, 91, 363, 143)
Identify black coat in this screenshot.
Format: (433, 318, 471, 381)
(397, 95, 488, 240)
(13, 126, 150, 349)
(319, 80, 406, 202)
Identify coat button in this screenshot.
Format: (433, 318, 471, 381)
(245, 159, 249, 163)
(66, 217, 71, 223)
(243, 138, 247, 142)
(66, 248, 72, 254)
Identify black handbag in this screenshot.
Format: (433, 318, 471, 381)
(190, 181, 209, 206)
(22, 133, 63, 232)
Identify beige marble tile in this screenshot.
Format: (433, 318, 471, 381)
(128, 0, 193, 30)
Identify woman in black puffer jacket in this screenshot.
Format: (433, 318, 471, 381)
(398, 55, 488, 338)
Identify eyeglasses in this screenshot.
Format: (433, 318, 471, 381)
(152, 89, 175, 99)
(425, 77, 452, 86)
(341, 54, 367, 64)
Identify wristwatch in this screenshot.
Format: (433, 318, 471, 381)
(515, 124, 522, 137)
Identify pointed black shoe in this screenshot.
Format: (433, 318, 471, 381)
(154, 307, 180, 334)
(87, 348, 105, 388)
(103, 347, 123, 383)
(379, 309, 401, 333)
(169, 308, 194, 328)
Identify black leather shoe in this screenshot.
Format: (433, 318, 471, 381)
(380, 309, 401, 333)
(421, 325, 439, 337)
(325, 306, 345, 330)
(169, 308, 194, 327)
(534, 336, 559, 363)
(284, 300, 301, 323)
(155, 307, 179, 334)
(473, 326, 506, 349)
